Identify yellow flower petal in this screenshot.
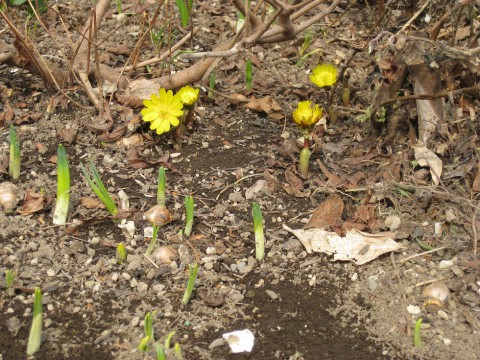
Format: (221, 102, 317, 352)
(178, 85, 199, 105)
(292, 101, 323, 127)
(310, 63, 338, 88)
(140, 88, 184, 135)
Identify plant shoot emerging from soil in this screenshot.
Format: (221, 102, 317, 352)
(157, 166, 166, 206)
(144, 205, 172, 255)
(116, 242, 126, 264)
(52, 144, 70, 225)
(9, 125, 20, 182)
(81, 160, 118, 217)
(141, 89, 184, 135)
(138, 311, 156, 352)
(182, 263, 198, 306)
(414, 318, 423, 348)
(5, 269, 14, 290)
(246, 58, 253, 91)
(175, 0, 193, 28)
(184, 195, 194, 237)
(252, 202, 265, 261)
(173, 342, 184, 360)
(27, 287, 42, 356)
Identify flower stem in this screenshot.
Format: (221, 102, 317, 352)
(299, 147, 311, 179)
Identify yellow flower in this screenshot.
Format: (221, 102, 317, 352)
(292, 101, 323, 127)
(309, 63, 338, 88)
(141, 89, 184, 135)
(177, 85, 199, 106)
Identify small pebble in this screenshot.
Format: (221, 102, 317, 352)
(351, 273, 358, 281)
(407, 305, 421, 315)
(366, 276, 378, 290)
(122, 272, 131, 281)
(137, 282, 148, 293)
(47, 268, 56, 277)
(265, 289, 279, 300)
(131, 316, 140, 327)
(439, 260, 454, 269)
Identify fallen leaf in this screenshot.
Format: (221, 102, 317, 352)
(304, 194, 344, 229)
(317, 159, 343, 187)
(283, 224, 402, 265)
(412, 142, 443, 185)
(285, 168, 303, 190)
(18, 190, 45, 215)
(245, 96, 283, 119)
(80, 197, 106, 210)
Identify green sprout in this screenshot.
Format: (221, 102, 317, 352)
(173, 343, 184, 360)
(156, 344, 166, 360)
(245, 58, 253, 91)
(138, 311, 156, 352)
(252, 202, 265, 261)
(175, 0, 193, 28)
(81, 160, 118, 217)
(27, 287, 42, 356)
(164, 330, 176, 350)
(184, 195, 194, 238)
(414, 318, 423, 348)
(299, 31, 313, 57)
(52, 144, 70, 225)
(145, 225, 160, 256)
(182, 263, 198, 306)
(208, 72, 216, 99)
(9, 125, 20, 182)
(116, 242, 127, 264)
(116, 0, 122, 14)
(157, 166, 166, 206)
(5, 269, 15, 290)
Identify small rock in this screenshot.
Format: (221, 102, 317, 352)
(6, 317, 22, 335)
(122, 272, 131, 281)
(131, 316, 140, 327)
(46, 268, 56, 277)
(237, 261, 247, 272)
(407, 305, 421, 315)
(130, 278, 138, 288)
(238, 265, 253, 274)
(265, 289, 279, 300)
(439, 260, 454, 269)
(137, 282, 148, 293)
(208, 338, 226, 349)
(111, 272, 119, 282)
(384, 215, 401, 231)
(443, 338, 451, 346)
(351, 272, 358, 281)
(127, 260, 142, 272)
(438, 310, 449, 320)
(366, 276, 378, 290)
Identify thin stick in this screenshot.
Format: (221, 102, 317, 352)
(396, 0, 432, 35)
(472, 204, 478, 255)
(399, 246, 447, 265)
(143, 254, 159, 268)
(415, 277, 447, 288)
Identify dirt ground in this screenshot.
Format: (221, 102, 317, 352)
(1, 1, 480, 359)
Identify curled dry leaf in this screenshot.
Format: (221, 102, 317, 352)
(80, 196, 106, 210)
(245, 96, 283, 120)
(412, 142, 443, 185)
(18, 189, 45, 215)
(304, 194, 344, 229)
(283, 224, 402, 265)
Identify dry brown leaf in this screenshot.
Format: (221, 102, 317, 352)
(18, 190, 45, 215)
(245, 96, 283, 119)
(472, 165, 480, 193)
(127, 147, 170, 169)
(317, 159, 343, 187)
(304, 194, 344, 229)
(412, 142, 442, 185)
(80, 197, 106, 210)
(283, 184, 310, 198)
(285, 168, 303, 190)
